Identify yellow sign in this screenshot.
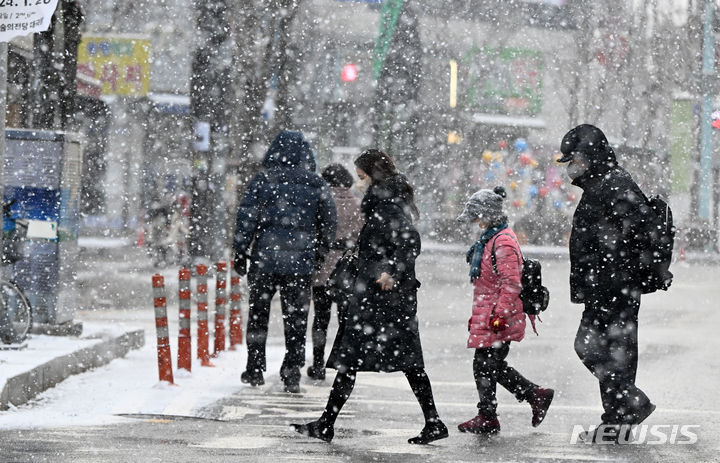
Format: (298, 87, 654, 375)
(77, 36, 150, 97)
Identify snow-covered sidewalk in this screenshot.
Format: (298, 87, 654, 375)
(1, 320, 143, 411)
(0, 313, 284, 429)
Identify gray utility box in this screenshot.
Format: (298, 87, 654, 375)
(3, 129, 84, 325)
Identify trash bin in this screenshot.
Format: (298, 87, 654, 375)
(3, 129, 84, 326)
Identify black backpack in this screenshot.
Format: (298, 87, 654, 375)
(491, 234, 550, 316)
(636, 195, 675, 294)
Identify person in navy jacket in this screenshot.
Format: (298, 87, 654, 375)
(233, 130, 336, 393)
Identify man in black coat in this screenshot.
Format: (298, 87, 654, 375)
(558, 124, 656, 441)
(233, 130, 337, 393)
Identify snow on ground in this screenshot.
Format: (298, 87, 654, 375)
(0, 318, 284, 429)
(0, 320, 141, 382)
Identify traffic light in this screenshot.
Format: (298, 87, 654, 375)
(341, 63, 358, 82)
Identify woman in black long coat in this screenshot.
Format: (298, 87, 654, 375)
(292, 149, 448, 445)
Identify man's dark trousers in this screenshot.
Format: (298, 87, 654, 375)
(245, 273, 312, 383)
(574, 289, 651, 424)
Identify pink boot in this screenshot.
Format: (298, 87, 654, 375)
(457, 413, 500, 435)
(528, 387, 554, 427)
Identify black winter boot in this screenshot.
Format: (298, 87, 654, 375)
(627, 402, 656, 425)
(281, 366, 301, 393)
(240, 369, 264, 386)
(408, 420, 449, 445)
(307, 365, 326, 381)
(308, 345, 327, 381)
(291, 420, 334, 443)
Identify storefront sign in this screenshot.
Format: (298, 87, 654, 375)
(461, 45, 544, 116)
(77, 35, 151, 97)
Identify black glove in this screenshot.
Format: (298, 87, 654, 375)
(314, 251, 326, 272)
(233, 255, 247, 276)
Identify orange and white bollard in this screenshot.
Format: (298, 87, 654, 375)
(152, 274, 175, 384)
(177, 268, 192, 372)
(229, 269, 243, 350)
(196, 264, 214, 367)
(213, 262, 228, 356)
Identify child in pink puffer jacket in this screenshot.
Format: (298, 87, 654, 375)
(455, 186, 554, 436)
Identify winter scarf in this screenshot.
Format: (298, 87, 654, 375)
(466, 223, 508, 283)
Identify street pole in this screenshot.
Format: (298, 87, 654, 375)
(60, 1, 83, 131)
(372, 0, 422, 173)
(33, 10, 60, 129)
(0, 42, 6, 238)
(699, 0, 714, 223)
(189, 0, 232, 262)
(372, 0, 404, 81)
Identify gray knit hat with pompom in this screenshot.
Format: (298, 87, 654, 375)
(456, 186, 507, 223)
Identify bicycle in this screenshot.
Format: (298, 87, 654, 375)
(0, 200, 32, 345)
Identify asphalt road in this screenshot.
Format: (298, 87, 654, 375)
(0, 243, 718, 462)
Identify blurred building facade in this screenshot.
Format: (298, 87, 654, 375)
(5, 0, 707, 245)
(77, 0, 194, 231)
(287, 0, 589, 242)
(285, 0, 704, 243)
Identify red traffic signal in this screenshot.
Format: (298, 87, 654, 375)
(341, 63, 358, 82)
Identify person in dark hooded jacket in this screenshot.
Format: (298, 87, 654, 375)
(233, 130, 337, 393)
(291, 149, 448, 445)
(558, 124, 657, 442)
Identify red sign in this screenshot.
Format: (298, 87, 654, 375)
(596, 33, 628, 69)
(713, 110, 720, 129)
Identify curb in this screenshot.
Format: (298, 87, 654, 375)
(31, 321, 84, 337)
(0, 329, 145, 411)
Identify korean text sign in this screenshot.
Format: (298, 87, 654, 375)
(77, 36, 151, 97)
